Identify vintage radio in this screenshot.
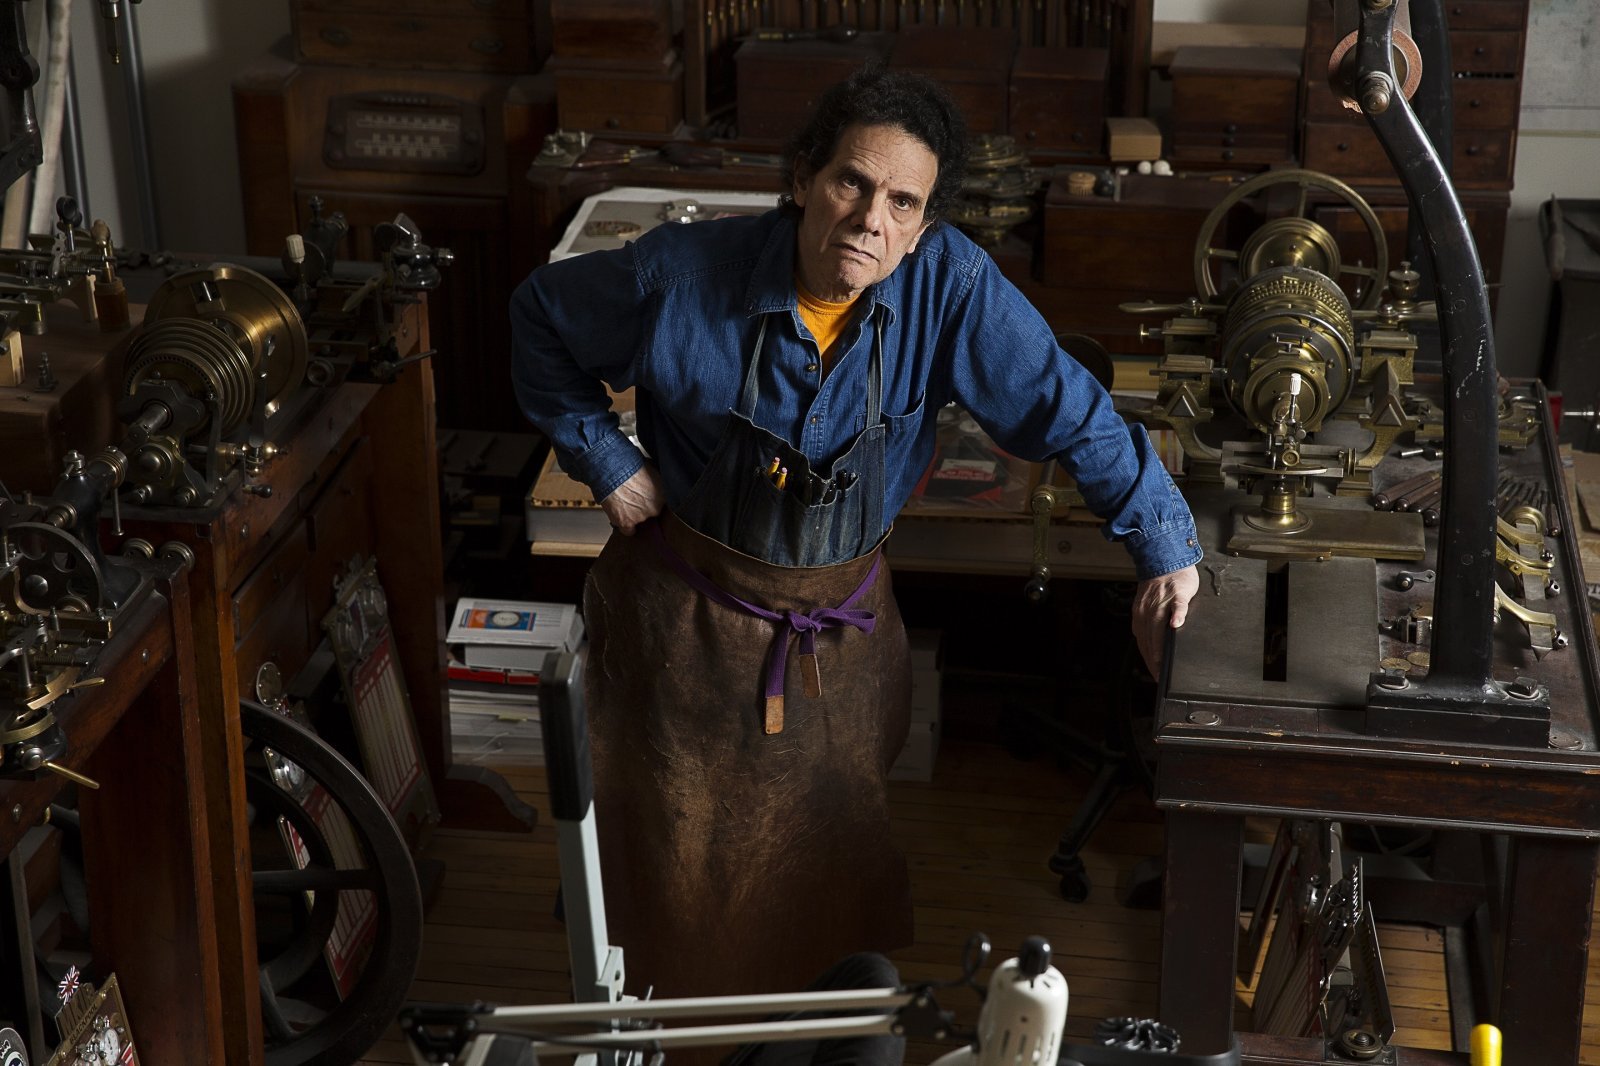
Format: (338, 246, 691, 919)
(290, 0, 549, 73)
(233, 48, 556, 434)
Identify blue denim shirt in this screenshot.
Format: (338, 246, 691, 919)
(511, 209, 1201, 580)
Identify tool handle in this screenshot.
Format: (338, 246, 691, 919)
(1470, 1023, 1502, 1066)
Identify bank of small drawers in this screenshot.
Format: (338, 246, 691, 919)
(1299, 0, 1527, 189)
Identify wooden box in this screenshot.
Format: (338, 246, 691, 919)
(1009, 46, 1108, 155)
(549, 0, 675, 64)
(550, 54, 685, 135)
(734, 34, 896, 143)
(890, 27, 1017, 135)
(1105, 116, 1162, 162)
(292, 4, 540, 73)
(1168, 45, 1299, 168)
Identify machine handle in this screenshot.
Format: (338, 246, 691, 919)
(539, 649, 594, 823)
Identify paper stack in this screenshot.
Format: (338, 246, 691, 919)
(445, 598, 586, 767)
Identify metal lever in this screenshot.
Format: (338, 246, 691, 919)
(1025, 462, 1063, 602)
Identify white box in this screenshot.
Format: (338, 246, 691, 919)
(910, 671, 942, 724)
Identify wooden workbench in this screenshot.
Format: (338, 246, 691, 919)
(1152, 410, 1600, 1063)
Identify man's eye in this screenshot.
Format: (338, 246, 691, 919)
(893, 197, 913, 210)
(840, 174, 860, 188)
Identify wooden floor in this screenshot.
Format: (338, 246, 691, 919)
(360, 739, 1600, 1065)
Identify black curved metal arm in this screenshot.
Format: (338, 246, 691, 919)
(1343, 0, 1511, 703)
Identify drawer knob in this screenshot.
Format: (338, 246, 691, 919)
(1466, 144, 1481, 155)
(1222, 149, 1234, 161)
(1337, 141, 1350, 152)
(471, 35, 505, 55)
(1452, 4, 1463, 14)
(319, 25, 351, 47)
(1474, 45, 1486, 55)
(1071, 131, 1084, 143)
(1469, 97, 1482, 108)
(1224, 122, 1238, 134)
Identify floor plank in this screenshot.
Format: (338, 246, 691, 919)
(361, 739, 1600, 1064)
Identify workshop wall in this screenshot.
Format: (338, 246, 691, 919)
(54, 0, 1597, 380)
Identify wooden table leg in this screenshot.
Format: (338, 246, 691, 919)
(1159, 808, 1244, 1055)
(1497, 835, 1598, 1065)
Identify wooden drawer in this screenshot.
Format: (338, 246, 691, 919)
(233, 523, 311, 643)
(293, 9, 535, 72)
(736, 34, 895, 141)
(295, 0, 533, 12)
(1169, 46, 1300, 136)
(1453, 76, 1520, 128)
(1443, 0, 1526, 32)
(1305, 63, 1520, 128)
(551, 58, 684, 134)
(890, 27, 1016, 134)
(1009, 46, 1107, 154)
(1171, 135, 1296, 167)
(1041, 201, 1214, 291)
(302, 437, 377, 647)
(549, 0, 673, 63)
(1450, 30, 1522, 75)
(1304, 120, 1513, 187)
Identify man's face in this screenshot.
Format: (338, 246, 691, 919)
(792, 123, 938, 303)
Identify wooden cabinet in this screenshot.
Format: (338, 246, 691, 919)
(102, 287, 532, 1066)
(1008, 46, 1108, 155)
(290, 0, 549, 73)
(233, 49, 556, 435)
(0, 569, 223, 1065)
(1299, 0, 1529, 190)
(1169, 45, 1301, 169)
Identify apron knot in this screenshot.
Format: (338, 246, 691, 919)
(647, 520, 881, 733)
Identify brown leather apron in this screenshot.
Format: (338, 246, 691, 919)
(582, 512, 913, 998)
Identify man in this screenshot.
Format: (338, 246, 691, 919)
(512, 68, 1200, 999)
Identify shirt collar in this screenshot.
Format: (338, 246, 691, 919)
(743, 211, 901, 328)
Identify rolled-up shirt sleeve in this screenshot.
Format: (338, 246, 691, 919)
(946, 256, 1202, 581)
(510, 247, 650, 500)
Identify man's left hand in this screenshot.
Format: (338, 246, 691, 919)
(1131, 564, 1200, 678)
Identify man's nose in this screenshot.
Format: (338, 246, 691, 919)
(853, 191, 886, 233)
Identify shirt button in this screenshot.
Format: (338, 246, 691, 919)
(810, 416, 821, 425)
(806, 363, 819, 372)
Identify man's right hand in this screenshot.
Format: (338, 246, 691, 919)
(598, 465, 666, 534)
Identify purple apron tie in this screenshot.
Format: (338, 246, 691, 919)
(646, 520, 880, 733)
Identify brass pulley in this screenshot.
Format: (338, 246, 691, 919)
(1193, 169, 1390, 310)
(130, 263, 309, 421)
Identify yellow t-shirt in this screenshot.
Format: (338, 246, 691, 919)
(795, 280, 860, 377)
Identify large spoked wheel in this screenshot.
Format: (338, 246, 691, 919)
(241, 700, 423, 1066)
(1193, 169, 1389, 310)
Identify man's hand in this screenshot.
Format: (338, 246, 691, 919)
(598, 465, 666, 534)
(1131, 564, 1200, 678)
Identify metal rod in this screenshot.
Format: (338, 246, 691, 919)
(1355, 0, 1499, 689)
(61, 46, 88, 222)
(115, 2, 160, 249)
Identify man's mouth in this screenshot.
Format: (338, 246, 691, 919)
(834, 244, 876, 262)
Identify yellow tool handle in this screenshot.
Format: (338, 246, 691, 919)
(1471, 1023, 1502, 1066)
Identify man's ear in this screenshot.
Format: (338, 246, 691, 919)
(791, 156, 811, 207)
(906, 219, 934, 254)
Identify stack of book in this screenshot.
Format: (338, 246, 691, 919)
(445, 598, 585, 767)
